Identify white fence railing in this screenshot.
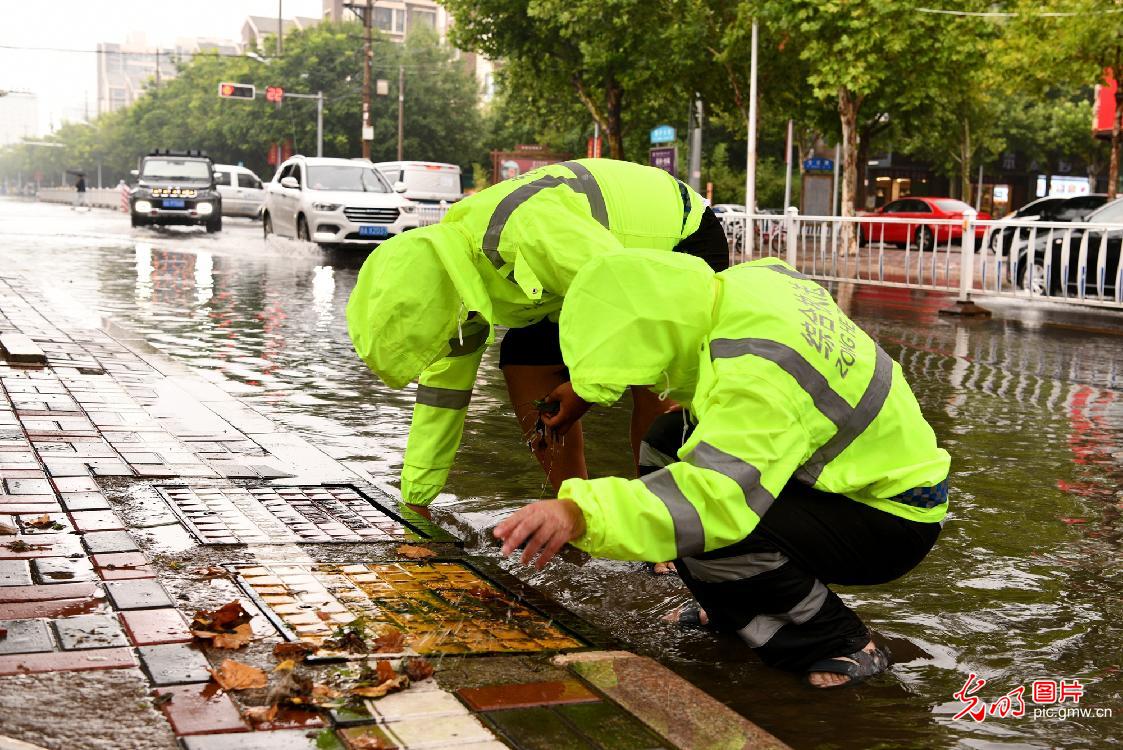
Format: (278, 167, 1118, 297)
(37, 187, 125, 211)
(416, 203, 451, 228)
(718, 209, 1123, 311)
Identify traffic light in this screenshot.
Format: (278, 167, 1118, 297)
(265, 86, 285, 104)
(218, 82, 256, 100)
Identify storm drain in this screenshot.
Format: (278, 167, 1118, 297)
(234, 561, 586, 656)
(156, 483, 433, 545)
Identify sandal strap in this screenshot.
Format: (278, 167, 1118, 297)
(807, 646, 891, 680)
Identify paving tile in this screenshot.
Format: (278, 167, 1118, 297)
(5, 479, 54, 495)
(0, 582, 100, 602)
(54, 614, 128, 650)
(379, 714, 496, 748)
(92, 551, 155, 580)
(33, 555, 97, 583)
(60, 491, 112, 511)
(181, 729, 326, 750)
(457, 680, 599, 712)
(0, 597, 108, 619)
(0, 532, 82, 559)
(368, 687, 472, 723)
(484, 706, 589, 750)
(68, 510, 125, 532)
(81, 530, 138, 554)
(0, 618, 55, 654)
(554, 701, 674, 750)
(0, 559, 32, 586)
(119, 607, 192, 645)
(104, 578, 172, 610)
(0, 646, 135, 675)
(153, 682, 250, 735)
(139, 642, 212, 685)
(52, 476, 99, 492)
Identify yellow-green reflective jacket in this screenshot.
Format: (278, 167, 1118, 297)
(556, 251, 950, 562)
(345, 158, 707, 505)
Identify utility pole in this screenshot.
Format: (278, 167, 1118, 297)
(745, 19, 759, 256)
(688, 94, 703, 192)
(397, 65, 404, 161)
(362, 1, 373, 159)
(277, 0, 283, 57)
(782, 119, 793, 210)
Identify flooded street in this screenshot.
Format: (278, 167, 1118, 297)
(3, 198, 1121, 749)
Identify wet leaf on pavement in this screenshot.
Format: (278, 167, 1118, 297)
(267, 668, 314, 707)
(190, 566, 230, 579)
(274, 659, 297, 672)
(211, 659, 268, 690)
(207, 623, 254, 649)
(1060, 517, 1088, 525)
(0, 521, 17, 535)
(401, 656, 434, 681)
(373, 626, 405, 653)
(191, 601, 255, 648)
(396, 544, 437, 560)
(242, 704, 279, 725)
(26, 514, 63, 530)
(273, 641, 317, 661)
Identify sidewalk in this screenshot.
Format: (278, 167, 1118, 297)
(0, 273, 788, 750)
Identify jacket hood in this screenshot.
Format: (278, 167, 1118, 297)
(346, 223, 493, 388)
(559, 249, 716, 405)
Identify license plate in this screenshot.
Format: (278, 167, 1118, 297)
(358, 225, 388, 238)
(162, 199, 185, 209)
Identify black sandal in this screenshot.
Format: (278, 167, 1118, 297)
(805, 644, 891, 688)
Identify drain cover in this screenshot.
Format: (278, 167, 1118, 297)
(157, 484, 427, 545)
(235, 562, 585, 656)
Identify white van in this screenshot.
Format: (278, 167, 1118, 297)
(371, 161, 463, 204)
(214, 164, 266, 218)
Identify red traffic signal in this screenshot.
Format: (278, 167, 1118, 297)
(218, 82, 255, 100)
(266, 86, 285, 103)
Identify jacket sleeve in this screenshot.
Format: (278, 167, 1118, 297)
(558, 375, 810, 561)
(400, 319, 491, 505)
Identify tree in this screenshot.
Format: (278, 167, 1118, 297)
(443, 0, 696, 160)
(1003, 0, 1123, 197)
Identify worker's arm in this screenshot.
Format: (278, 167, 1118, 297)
(554, 376, 811, 562)
(400, 319, 491, 505)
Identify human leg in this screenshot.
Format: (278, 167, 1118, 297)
(629, 386, 677, 474)
(499, 320, 587, 491)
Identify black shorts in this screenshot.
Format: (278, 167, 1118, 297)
(498, 207, 730, 368)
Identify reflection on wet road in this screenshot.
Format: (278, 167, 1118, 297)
(3, 199, 1121, 749)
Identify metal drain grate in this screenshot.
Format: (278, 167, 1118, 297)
(234, 561, 586, 656)
(156, 484, 433, 545)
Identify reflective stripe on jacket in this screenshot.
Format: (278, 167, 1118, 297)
(556, 252, 950, 562)
(363, 159, 706, 505)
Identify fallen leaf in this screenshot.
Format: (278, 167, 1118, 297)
(311, 683, 342, 705)
(347, 736, 390, 750)
(242, 705, 279, 725)
(191, 566, 229, 579)
(211, 659, 267, 690)
(273, 641, 316, 661)
(1060, 517, 1088, 525)
(0, 521, 17, 535)
(401, 656, 434, 682)
(274, 659, 297, 672)
(151, 692, 173, 707)
(267, 669, 313, 707)
(374, 660, 397, 683)
(350, 674, 408, 699)
(192, 600, 253, 631)
(316, 611, 332, 622)
(194, 621, 254, 650)
(0, 627, 8, 640)
(396, 544, 437, 560)
(373, 626, 405, 653)
(26, 515, 58, 530)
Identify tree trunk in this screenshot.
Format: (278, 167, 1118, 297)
(838, 87, 861, 254)
(960, 121, 972, 204)
(1111, 92, 1122, 199)
(856, 132, 869, 211)
(605, 82, 624, 160)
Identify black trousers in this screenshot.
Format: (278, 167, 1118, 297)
(640, 411, 941, 672)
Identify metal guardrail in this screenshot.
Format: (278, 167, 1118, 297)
(718, 209, 1123, 311)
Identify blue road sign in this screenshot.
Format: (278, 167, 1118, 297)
(803, 157, 834, 172)
(650, 124, 676, 144)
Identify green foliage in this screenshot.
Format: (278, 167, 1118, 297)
(0, 23, 483, 185)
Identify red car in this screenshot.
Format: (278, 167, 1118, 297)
(860, 197, 990, 248)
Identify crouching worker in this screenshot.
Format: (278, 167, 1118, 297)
(493, 250, 950, 688)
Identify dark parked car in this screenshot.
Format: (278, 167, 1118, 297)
(1017, 197, 1123, 297)
(989, 194, 1107, 251)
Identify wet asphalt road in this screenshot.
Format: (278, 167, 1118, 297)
(2, 198, 1122, 749)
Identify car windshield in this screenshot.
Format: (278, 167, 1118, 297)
(306, 165, 390, 192)
(1086, 198, 1123, 224)
(935, 199, 972, 212)
(141, 158, 211, 180)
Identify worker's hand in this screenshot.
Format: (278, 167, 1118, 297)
(493, 499, 586, 570)
(539, 381, 592, 437)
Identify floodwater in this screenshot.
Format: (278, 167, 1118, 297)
(2, 198, 1121, 749)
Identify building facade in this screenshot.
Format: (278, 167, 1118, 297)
(0, 92, 38, 146)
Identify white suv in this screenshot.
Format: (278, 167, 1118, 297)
(263, 156, 416, 248)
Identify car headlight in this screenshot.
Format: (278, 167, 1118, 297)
(312, 202, 341, 212)
(134, 200, 152, 212)
(196, 202, 213, 215)
(400, 204, 416, 214)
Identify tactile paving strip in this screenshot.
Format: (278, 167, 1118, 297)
(234, 562, 585, 656)
(156, 484, 425, 544)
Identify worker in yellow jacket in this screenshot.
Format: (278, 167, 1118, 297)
(494, 250, 950, 687)
(347, 159, 728, 507)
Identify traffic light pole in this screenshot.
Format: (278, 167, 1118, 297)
(281, 91, 325, 158)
